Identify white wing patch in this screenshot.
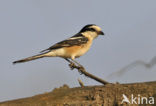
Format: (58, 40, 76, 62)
(68, 36, 84, 40)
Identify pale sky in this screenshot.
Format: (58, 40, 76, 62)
(0, 0, 156, 102)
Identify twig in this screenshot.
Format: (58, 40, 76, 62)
(78, 78, 84, 87)
(65, 59, 109, 85)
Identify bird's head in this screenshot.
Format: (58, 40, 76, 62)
(79, 24, 104, 39)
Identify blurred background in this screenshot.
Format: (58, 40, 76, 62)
(0, 0, 156, 102)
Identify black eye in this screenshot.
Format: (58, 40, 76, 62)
(89, 28, 96, 32)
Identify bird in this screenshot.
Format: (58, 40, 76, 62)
(13, 24, 104, 65)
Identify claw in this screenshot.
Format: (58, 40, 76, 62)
(69, 62, 75, 70)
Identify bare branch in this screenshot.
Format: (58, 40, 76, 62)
(67, 60, 109, 85)
(78, 78, 84, 87)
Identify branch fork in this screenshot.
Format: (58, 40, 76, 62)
(65, 58, 109, 85)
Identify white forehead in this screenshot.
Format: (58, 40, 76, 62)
(89, 25, 102, 31)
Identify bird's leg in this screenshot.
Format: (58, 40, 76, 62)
(64, 58, 84, 74)
(64, 58, 83, 74)
(71, 59, 83, 68)
(64, 58, 76, 70)
(64, 58, 72, 63)
(70, 59, 85, 74)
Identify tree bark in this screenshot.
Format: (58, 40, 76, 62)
(0, 81, 156, 106)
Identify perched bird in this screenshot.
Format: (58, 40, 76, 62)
(13, 24, 104, 65)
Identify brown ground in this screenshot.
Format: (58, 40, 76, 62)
(0, 81, 156, 106)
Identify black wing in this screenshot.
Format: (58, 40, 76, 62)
(40, 33, 88, 53)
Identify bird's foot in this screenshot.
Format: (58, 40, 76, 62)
(68, 62, 84, 75)
(69, 62, 76, 70)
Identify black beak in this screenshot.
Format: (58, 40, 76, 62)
(99, 31, 104, 35)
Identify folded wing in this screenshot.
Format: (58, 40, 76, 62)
(40, 33, 88, 53)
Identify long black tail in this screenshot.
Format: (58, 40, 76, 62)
(13, 53, 45, 64)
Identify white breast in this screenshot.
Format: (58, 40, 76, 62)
(75, 40, 92, 58)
